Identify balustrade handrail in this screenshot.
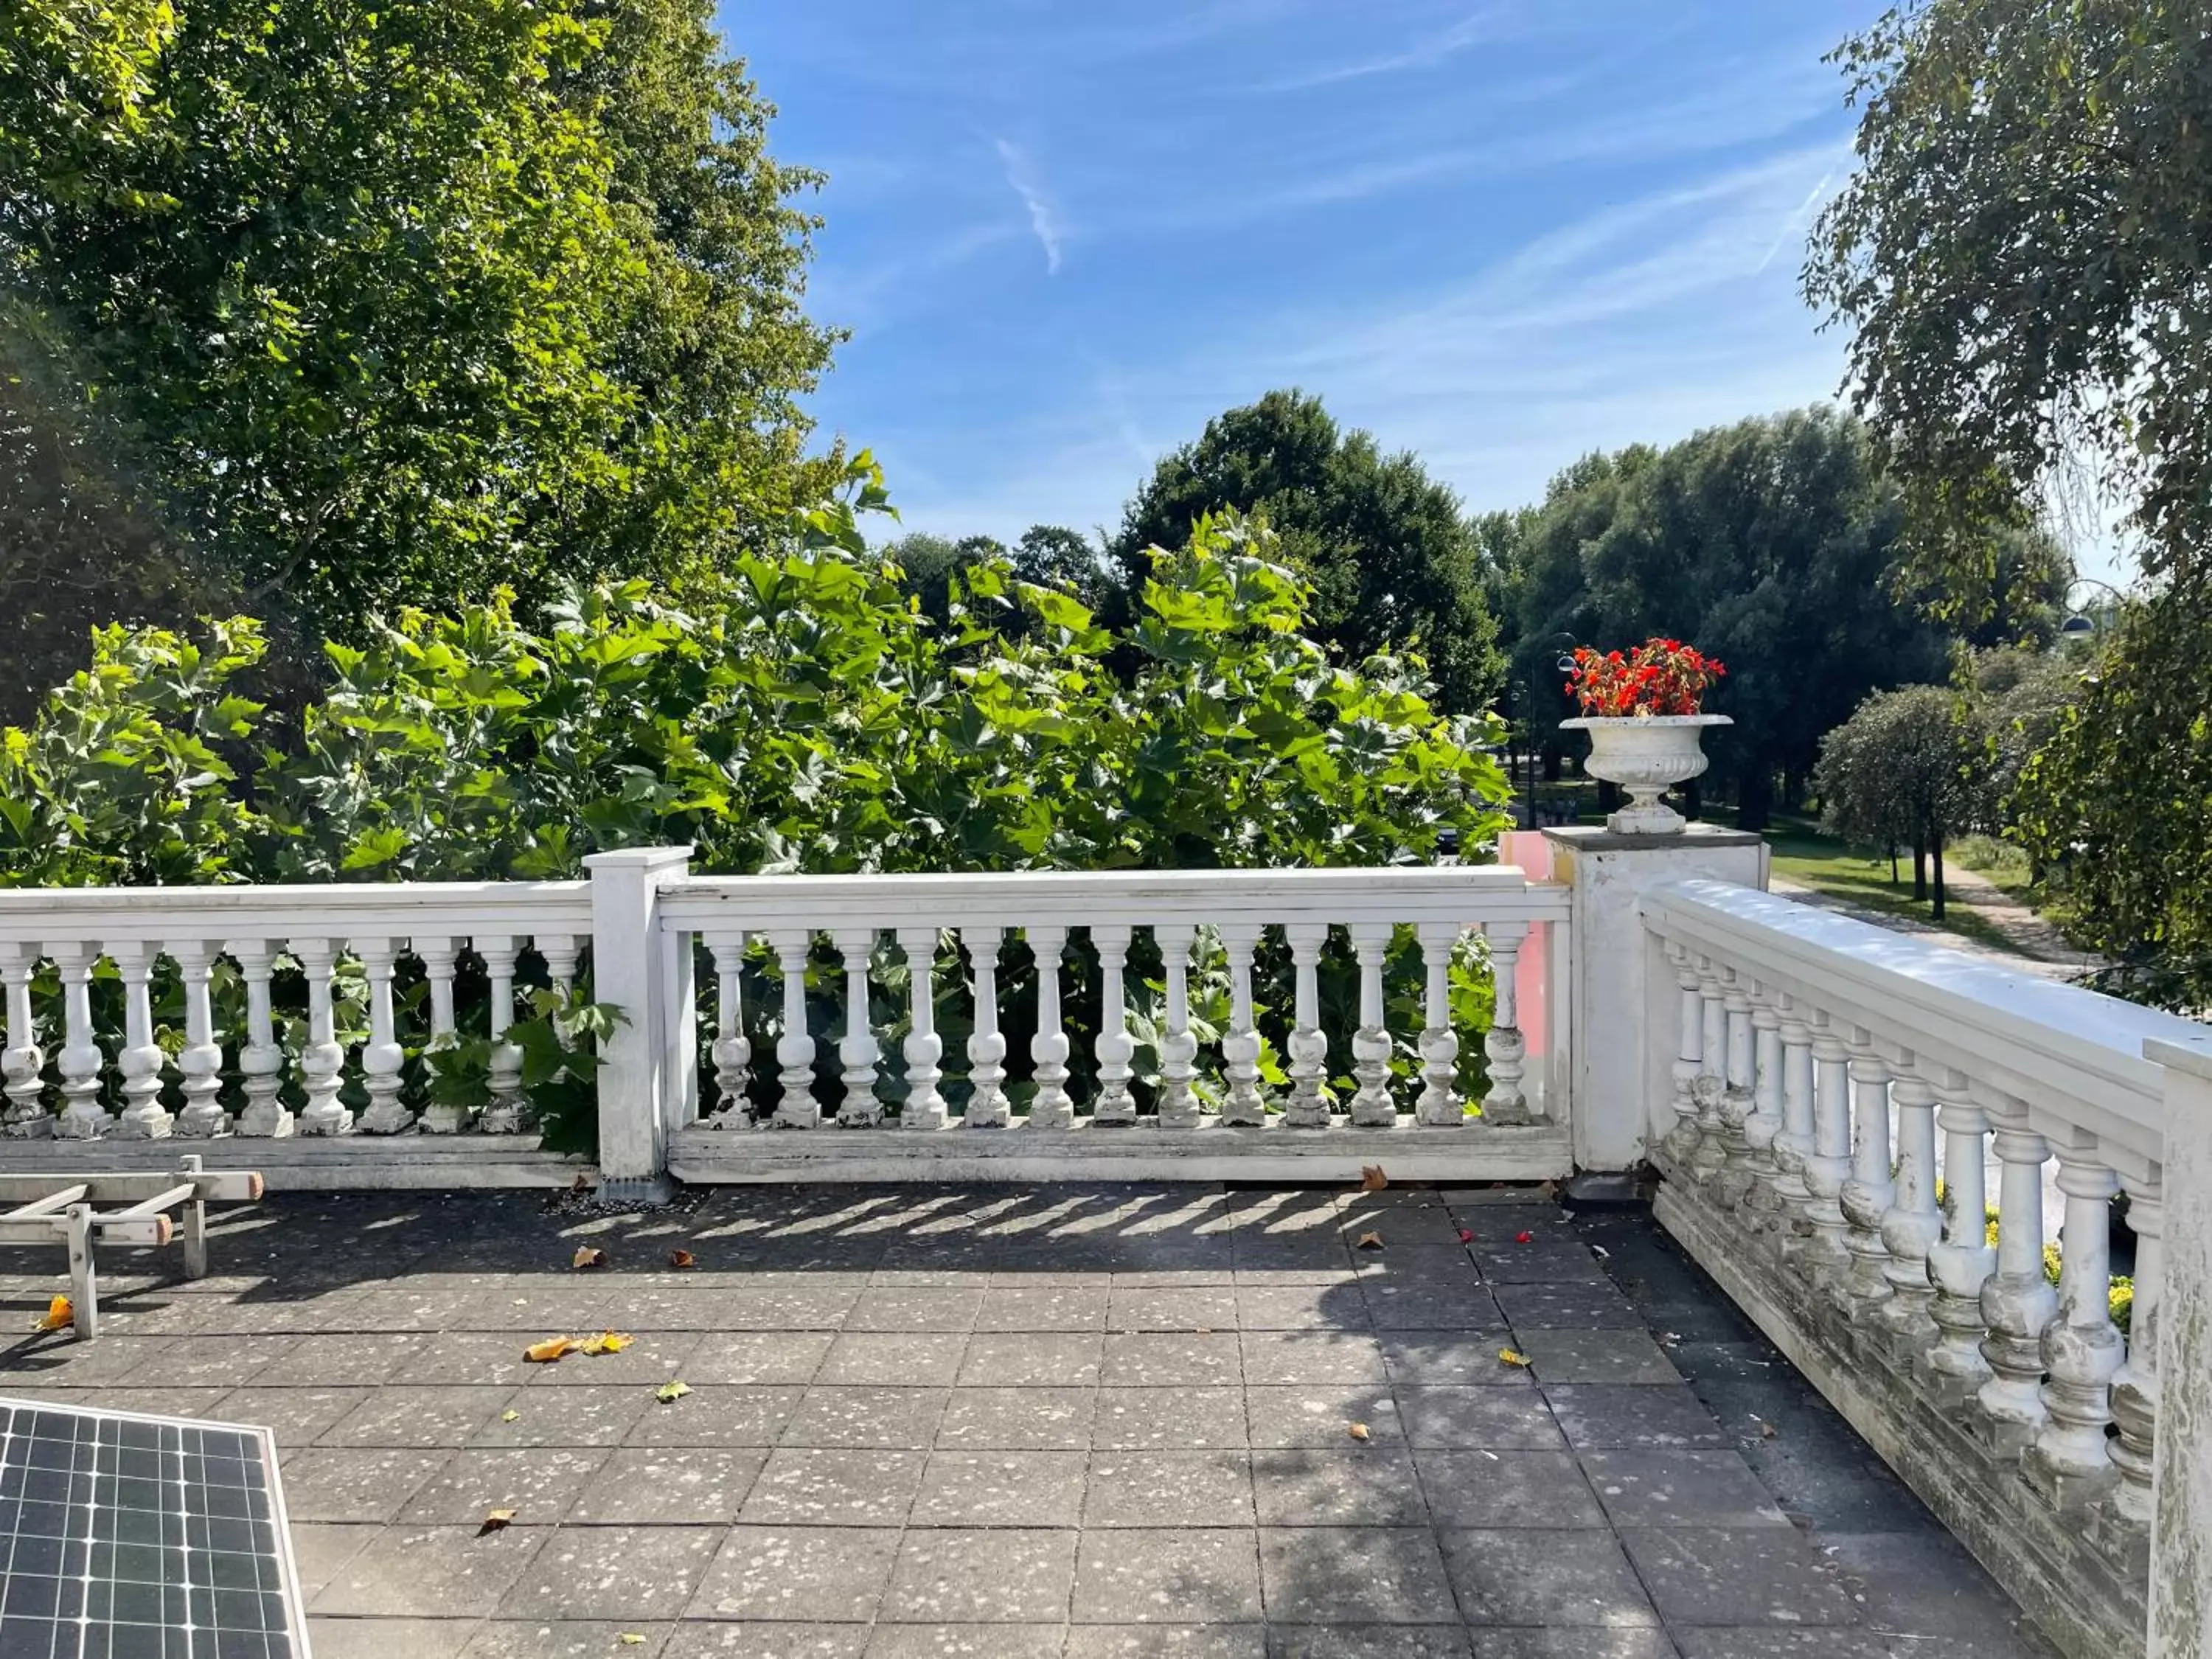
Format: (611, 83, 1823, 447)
(0, 880, 593, 945)
(1641, 877, 2197, 1175)
(660, 863, 1568, 933)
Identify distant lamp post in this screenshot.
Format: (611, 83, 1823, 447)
(2061, 576, 2126, 644)
(1517, 635, 1579, 832)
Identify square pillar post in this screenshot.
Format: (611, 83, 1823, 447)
(2146, 1034, 2212, 1659)
(585, 846, 693, 1202)
(1542, 824, 1767, 1171)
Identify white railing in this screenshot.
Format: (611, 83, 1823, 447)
(0, 880, 590, 1152)
(1639, 877, 2197, 1659)
(652, 863, 1572, 1182)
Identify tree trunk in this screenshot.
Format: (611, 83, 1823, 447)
(1888, 841, 1899, 885)
(1682, 776, 1703, 822)
(1931, 825, 1947, 922)
(1596, 779, 1621, 816)
(1736, 768, 1773, 833)
(1783, 771, 1806, 813)
(1542, 745, 1563, 783)
(1912, 832, 1927, 901)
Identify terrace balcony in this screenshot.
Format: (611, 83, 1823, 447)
(1, 824, 2205, 1657)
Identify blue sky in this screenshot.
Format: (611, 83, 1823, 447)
(728, 1, 1888, 549)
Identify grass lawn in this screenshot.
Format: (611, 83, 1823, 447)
(1759, 819, 2028, 957)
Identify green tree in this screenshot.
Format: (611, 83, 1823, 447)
(1517, 409, 2044, 827)
(0, 0, 841, 637)
(1815, 685, 1984, 920)
(1110, 390, 1503, 713)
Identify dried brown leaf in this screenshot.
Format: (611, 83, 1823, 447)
(668, 1249, 697, 1270)
(524, 1336, 576, 1364)
(1360, 1165, 1388, 1190)
(35, 1295, 72, 1332)
(479, 1508, 517, 1534)
(572, 1245, 607, 1270)
(1354, 1231, 1385, 1251)
(1347, 1422, 1371, 1441)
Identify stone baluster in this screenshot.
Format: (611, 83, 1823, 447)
(2107, 1167, 2163, 1526)
(355, 938, 411, 1134)
(832, 928, 882, 1127)
(1, 944, 48, 1138)
(541, 935, 580, 994)
(2025, 1137, 2124, 1506)
(108, 942, 171, 1140)
(170, 943, 227, 1138)
(1156, 924, 1202, 1130)
(1978, 1089, 2057, 1453)
(52, 944, 111, 1139)
(293, 938, 349, 1135)
(1740, 986, 1786, 1231)
(1282, 922, 1332, 1129)
(964, 930, 1011, 1128)
(1029, 925, 1075, 1130)
(1413, 922, 1461, 1127)
(1348, 923, 1396, 1127)
(1091, 924, 1137, 1125)
(1919, 1078, 1996, 1401)
(1482, 921, 1530, 1124)
(1219, 922, 1267, 1127)
(769, 930, 818, 1130)
(703, 935, 751, 1127)
(1690, 957, 1729, 1183)
(416, 937, 467, 1133)
(1712, 970, 1757, 1208)
(1660, 945, 1704, 1166)
(1836, 1034, 1896, 1317)
(1767, 995, 1815, 1242)
(476, 937, 524, 1133)
(900, 926, 948, 1130)
(1793, 1012, 1853, 1276)
(1871, 1058, 1942, 1352)
(229, 939, 291, 1136)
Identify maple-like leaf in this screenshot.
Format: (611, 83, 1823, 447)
(1354, 1231, 1385, 1251)
(1498, 1347, 1532, 1367)
(1360, 1165, 1388, 1190)
(668, 1250, 697, 1270)
(655, 1380, 691, 1405)
(580, 1331, 633, 1356)
(572, 1245, 607, 1270)
(35, 1295, 72, 1332)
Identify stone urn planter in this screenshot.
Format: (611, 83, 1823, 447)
(1561, 714, 1731, 835)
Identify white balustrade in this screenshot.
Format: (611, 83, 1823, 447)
(1641, 875, 2205, 1659)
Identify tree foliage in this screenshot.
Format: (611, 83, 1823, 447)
(1515, 408, 2057, 826)
(1814, 684, 1983, 919)
(1806, 0, 2212, 597)
(0, 0, 844, 637)
(1110, 390, 1503, 714)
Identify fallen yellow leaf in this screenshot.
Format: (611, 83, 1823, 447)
(580, 1332, 633, 1356)
(1499, 1347, 1532, 1368)
(655, 1380, 690, 1405)
(501, 1410, 521, 1423)
(668, 1249, 697, 1270)
(1347, 1422, 1371, 1441)
(35, 1295, 72, 1333)
(1354, 1231, 1385, 1251)
(479, 1508, 517, 1534)
(618, 1638, 647, 1649)
(525, 1336, 576, 1364)
(572, 1245, 607, 1270)
(1360, 1165, 1388, 1190)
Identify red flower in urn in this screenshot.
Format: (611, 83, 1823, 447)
(1564, 639, 1725, 718)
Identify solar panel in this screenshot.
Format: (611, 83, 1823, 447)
(0, 1397, 311, 1659)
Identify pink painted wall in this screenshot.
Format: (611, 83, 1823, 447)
(1499, 830, 1552, 1069)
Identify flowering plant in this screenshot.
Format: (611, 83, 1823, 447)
(1565, 639, 1725, 717)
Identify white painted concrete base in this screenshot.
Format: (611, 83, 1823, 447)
(0, 1136, 587, 1189)
(2147, 1035, 2212, 1659)
(670, 1117, 1573, 1185)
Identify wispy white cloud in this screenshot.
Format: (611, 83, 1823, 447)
(1258, 7, 1517, 93)
(995, 139, 1065, 274)
(813, 220, 1024, 335)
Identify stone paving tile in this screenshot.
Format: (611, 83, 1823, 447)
(1257, 1526, 1458, 1623)
(1436, 1528, 1663, 1627)
(1579, 1450, 1794, 1528)
(911, 1450, 1089, 1527)
(1413, 1450, 1607, 1529)
(662, 1625, 870, 1658)
(1239, 1332, 1385, 1385)
(740, 1447, 931, 1525)
(1818, 1531, 2062, 1656)
(252, 1332, 417, 1386)
(1107, 1287, 1239, 1330)
(1468, 1635, 1680, 1658)
(459, 1621, 674, 1658)
(212, 1385, 376, 1447)
(1235, 1285, 1364, 1330)
(686, 1526, 902, 1621)
(1489, 1281, 1649, 1329)
(568, 1448, 768, 1523)
(320, 1385, 515, 1448)
(1669, 1633, 1891, 1658)
(783, 1385, 950, 1449)
(1512, 1329, 1684, 1386)
(1618, 1526, 1861, 1627)
(1378, 1332, 1540, 1388)
(1094, 1385, 1248, 1448)
(1101, 1332, 1242, 1387)
(866, 1624, 1068, 1658)
(1543, 1385, 1731, 1450)
(1071, 1528, 1263, 1624)
(959, 1332, 1105, 1387)
(309, 1523, 546, 1617)
(395, 1447, 608, 1526)
(1358, 1281, 1509, 1331)
(818, 1332, 970, 1385)
(1267, 1627, 1472, 1658)
(613, 1385, 801, 1448)
(976, 1284, 1110, 1331)
(499, 1524, 724, 1620)
(279, 1447, 453, 1523)
(1085, 1450, 1254, 1527)
(307, 1615, 474, 1658)
(936, 1386, 1094, 1449)
(470, 1382, 655, 1447)
(879, 1528, 1080, 1623)
(1392, 1385, 1565, 1450)
(1068, 1626, 1266, 1658)
(1334, 1201, 1481, 1247)
(847, 1287, 986, 1332)
(688, 1330, 838, 1384)
(1250, 1446, 1427, 1526)
(1244, 1386, 1403, 1447)
(1472, 1242, 1612, 1284)
(383, 1331, 549, 1388)
(288, 1523, 378, 1599)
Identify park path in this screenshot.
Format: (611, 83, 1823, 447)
(1767, 860, 2104, 984)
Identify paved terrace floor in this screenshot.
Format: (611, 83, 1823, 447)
(0, 1183, 2058, 1659)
